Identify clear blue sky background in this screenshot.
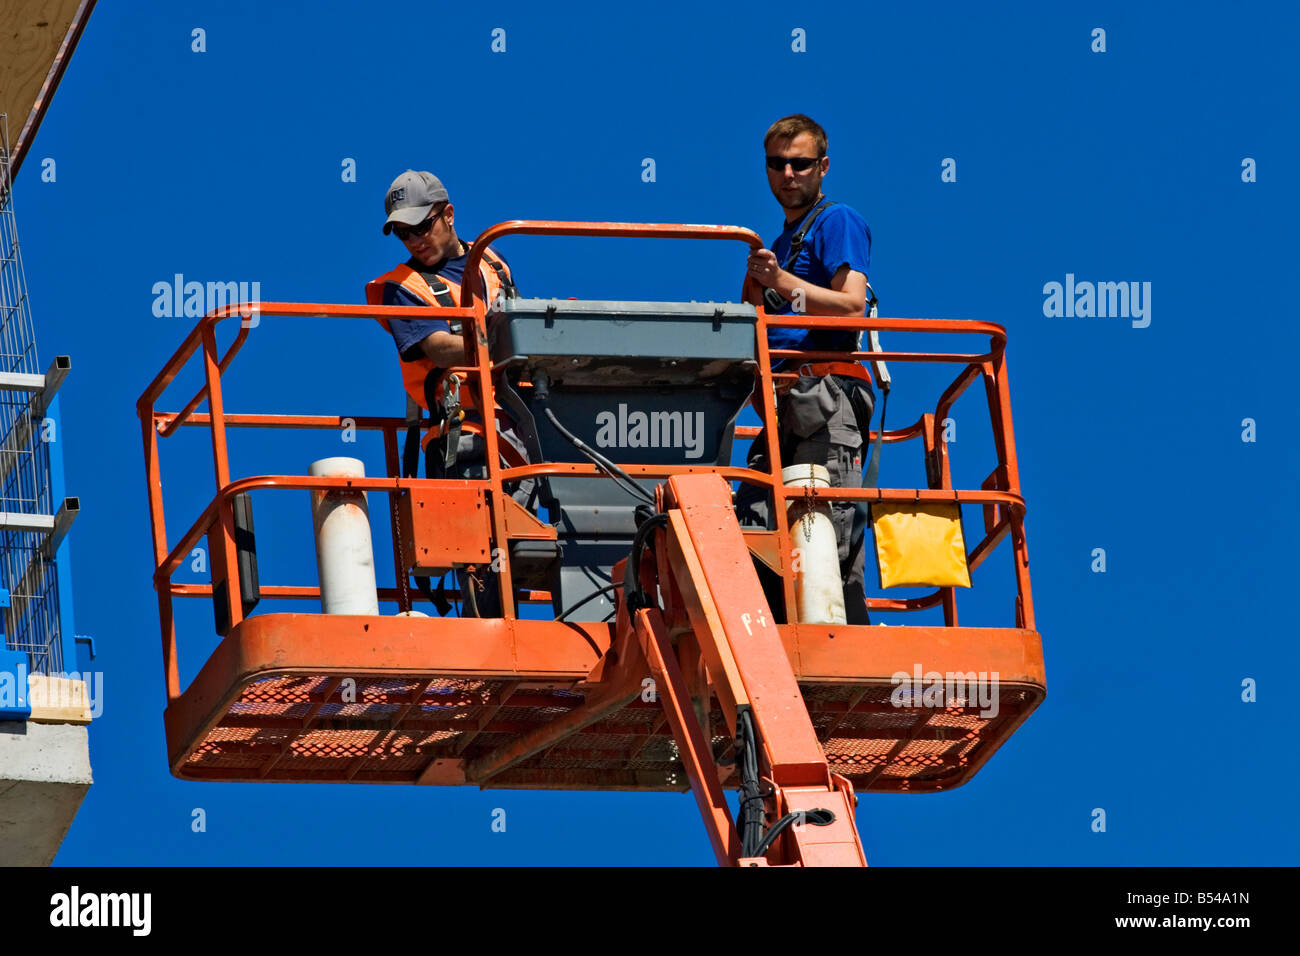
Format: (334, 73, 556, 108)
(12, 0, 1297, 865)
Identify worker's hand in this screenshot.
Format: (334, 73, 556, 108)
(747, 248, 782, 288)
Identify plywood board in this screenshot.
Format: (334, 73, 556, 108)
(27, 673, 92, 724)
(0, 0, 88, 167)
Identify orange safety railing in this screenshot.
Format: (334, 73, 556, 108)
(138, 220, 1033, 709)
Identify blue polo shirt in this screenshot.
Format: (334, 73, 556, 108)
(382, 250, 515, 361)
(766, 201, 871, 356)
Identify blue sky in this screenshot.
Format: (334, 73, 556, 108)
(13, 0, 1297, 864)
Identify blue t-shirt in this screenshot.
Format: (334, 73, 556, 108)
(382, 250, 514, 361)
(766, 201, 871, 356)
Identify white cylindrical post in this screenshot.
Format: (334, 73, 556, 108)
(783, 464, 846, 625)
(309, 457, 379, 615)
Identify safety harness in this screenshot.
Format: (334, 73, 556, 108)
(367, 240, 516, 419)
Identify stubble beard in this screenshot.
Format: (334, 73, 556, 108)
(774, 181, 821, 212)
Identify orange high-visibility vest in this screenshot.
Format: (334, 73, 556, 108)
(366, 243, 514, 411)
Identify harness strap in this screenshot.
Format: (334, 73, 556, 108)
(406, 263, 461, 336)
(402, 394, 422, 479)
(763, 197, 836, 312)
(783, 197, 835, 271)
(865, 390, 886, 491)
(794, 361, 872, 383)
(480, 250, 517, 301)
(860, 282, 890, 393)
(407, 263, 457, 308)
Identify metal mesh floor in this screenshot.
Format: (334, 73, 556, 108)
(177, 672, 1041, 792)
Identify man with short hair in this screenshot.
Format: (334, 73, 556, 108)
(366, 169, 522, 616)
(367, 169, 516, 429)
(741, 114, 877, 625)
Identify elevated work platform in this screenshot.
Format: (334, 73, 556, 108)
(140, 221, 1044, 865)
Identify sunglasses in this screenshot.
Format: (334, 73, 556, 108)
(766, 155, 822, 172)
(392, 207, 445, 241)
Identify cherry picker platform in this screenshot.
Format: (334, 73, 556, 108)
(138, 221, 1044, 867)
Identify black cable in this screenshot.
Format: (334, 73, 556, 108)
(752, 808, 836, 859)
(531, 371, 654, 505)
(554, 582, 619, 622)
(623, 512, 668, 612)
(540, 405, 656, 505)
(734, 710, 836, 858)
(737, 710, 766, 858)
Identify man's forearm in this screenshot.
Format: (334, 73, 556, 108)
(419, 331, 469, 367)
(771, 271, 864, 315)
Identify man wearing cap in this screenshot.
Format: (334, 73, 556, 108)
(366, 169, 522, 617)
(367, 169, 517, 401)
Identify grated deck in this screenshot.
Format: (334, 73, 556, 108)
(176, 671, 1042, 792)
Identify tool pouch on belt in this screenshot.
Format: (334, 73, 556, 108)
(779, 374, 863, 457)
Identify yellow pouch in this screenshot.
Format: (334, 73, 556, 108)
(870, 502, 972, 588)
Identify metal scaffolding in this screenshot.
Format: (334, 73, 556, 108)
(0, 113, 67, 676)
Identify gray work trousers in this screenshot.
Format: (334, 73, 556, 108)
(736, 374, 875, 625)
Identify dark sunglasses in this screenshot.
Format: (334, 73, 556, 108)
(766, 155, 822, 172)
(392, 207, 445, 241)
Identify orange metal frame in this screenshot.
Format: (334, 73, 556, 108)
(137, 220, 1045, 867)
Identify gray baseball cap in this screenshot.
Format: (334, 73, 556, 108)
(382, 169, 450, 234)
